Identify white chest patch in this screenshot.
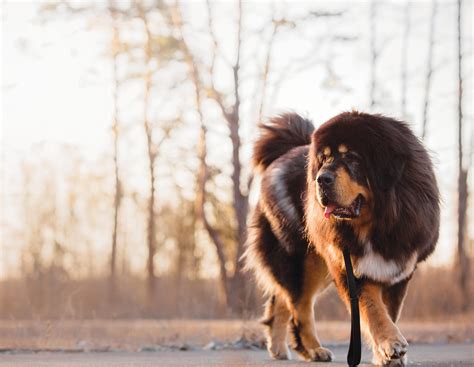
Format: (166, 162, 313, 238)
(354, 243, 417, 285)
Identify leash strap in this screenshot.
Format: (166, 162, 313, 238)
(343, 247, 361, 367)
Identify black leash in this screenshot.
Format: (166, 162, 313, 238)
(343, 247, 361, 367)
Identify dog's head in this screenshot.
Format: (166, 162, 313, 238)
(314, 143, 371, 220)
(309, 111, 409, 223)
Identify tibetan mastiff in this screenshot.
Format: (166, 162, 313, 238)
(243, 111, 439, 366)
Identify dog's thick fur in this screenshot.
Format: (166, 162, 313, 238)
(243, 111, 440, 365)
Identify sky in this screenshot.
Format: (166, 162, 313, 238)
(1, 0, 473, 279)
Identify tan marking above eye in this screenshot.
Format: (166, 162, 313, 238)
(323, 146, 331, 156)
(338, 144, 348, 153)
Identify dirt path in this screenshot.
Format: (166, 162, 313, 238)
(1, 343, 473, 367)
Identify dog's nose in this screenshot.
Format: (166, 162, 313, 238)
(317, 172, 334, 187)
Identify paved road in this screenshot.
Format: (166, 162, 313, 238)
(1, 343, 472, 367)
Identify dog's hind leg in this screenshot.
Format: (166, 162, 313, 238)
(382, 278, 410, 323)
(288, 253, 333, 362)
(262, 294, 291, 360)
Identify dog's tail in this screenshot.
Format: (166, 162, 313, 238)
(252, 113, 315, 172)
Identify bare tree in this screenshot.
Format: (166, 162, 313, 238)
(400, 1, 411, 118)
(170, 0, 231, 307)
(171, 0, 285, 312)
(135, 1, 174, 304)
(108, 0, 122, 300)
(136, 2, 157, 301)
(455, 0, 470, 311)
(369, 0, 378, 108)
(421, 0, 437, 140)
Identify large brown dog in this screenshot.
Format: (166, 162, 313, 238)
(243, 111, 440, 366)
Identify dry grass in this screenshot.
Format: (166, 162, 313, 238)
(0, 318, 472, 352)
(1, 262, 472, 320)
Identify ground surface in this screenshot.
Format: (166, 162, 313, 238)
(1, 319, 472, 350)
(1, 343, 473, 367)
(0, 319, 472, 366)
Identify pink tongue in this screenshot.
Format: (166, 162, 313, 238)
(324, 204, 337, 219)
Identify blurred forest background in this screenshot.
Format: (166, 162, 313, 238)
(1, 0, 473, 321)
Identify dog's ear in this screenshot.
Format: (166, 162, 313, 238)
(368, 150, 407, 192)
(308, 132, 320, 179)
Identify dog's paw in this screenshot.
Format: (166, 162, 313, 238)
(373, 334, 408, 365)
(268, 341, 290, 360)
(307, 346, 333, 362)
(373, 354, 407, 366)
(387, 355, 407, 366)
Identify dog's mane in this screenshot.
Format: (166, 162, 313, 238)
(310, 111, 440, 263)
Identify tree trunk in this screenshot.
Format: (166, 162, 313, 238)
(227, 0, 251, 315)
(108, 0, 121, 302)
(196, 128, 230, 308)
(146, 135, 156, 301)
(228, 113, 249, 314)
(369, 0, 377, 108)
(421, 0, 437, 140)
(400, 1, 411, 118)
(138, 2, 157, 307)
(456, 0, 469, 312)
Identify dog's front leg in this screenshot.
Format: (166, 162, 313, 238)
(359, 282, 408, 366)
(334, 275, 408, 366)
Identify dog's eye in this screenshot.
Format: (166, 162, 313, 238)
(344, 152, 360, 162)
